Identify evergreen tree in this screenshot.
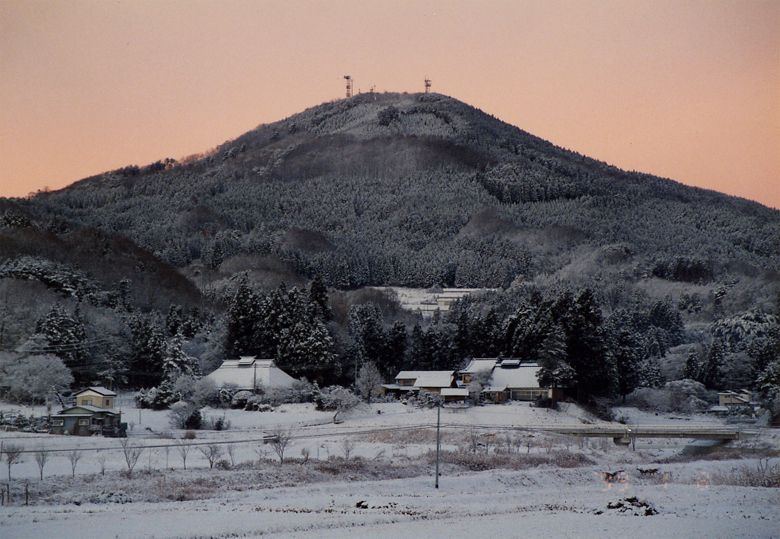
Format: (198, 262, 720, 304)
(700, 340, 725, 389)
(683, 347, 702, 380)
(536, 324, 574, 404)
(129, 315, 166, 387)
(637, 356, 664, 388)
(384, 321, 408, 376)
(308, 276, 332, 322)
(406, 323, 426, 370)
(607, 325, 641, 403)
(553, 289, 614, 400)
(756, 359, 780, 419)
(348, 302, 387, 373)
(256, 282, 292, 358)
(35, 304, 91, 386)
(473, 308, 501, 357)
(164, 333, 198, 381)
(224, 276, 263, 358)
(276, 318, 334, 384)
(505, 303, 554, 361)
(166, 305, 184, 337)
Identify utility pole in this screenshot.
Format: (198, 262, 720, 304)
(435, 399, 441, 489)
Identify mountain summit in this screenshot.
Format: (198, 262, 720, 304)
(11, 92, 780, 292)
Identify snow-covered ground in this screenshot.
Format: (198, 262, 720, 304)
(1, 400, 778, 538)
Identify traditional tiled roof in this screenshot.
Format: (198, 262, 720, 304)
(395, 371, 455, 388)
(461, 358, 543, 389)
(205, 357, 296, 390)
(459, 358, 498, 374)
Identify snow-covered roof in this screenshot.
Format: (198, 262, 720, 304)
(395, 371, 429, 380)
(75, 386, 117, 397)
(491, 363, 542, 389)
(205, 358, 296, 390)
(415, 372, 454, 388)
(440, 388, 469, 397)
(482, 385, 507, 393)
(54, 405, 119, 416)
(460, 359, 498, 375)
(460, 358, 542, 389)
(394, 371, 455, 389)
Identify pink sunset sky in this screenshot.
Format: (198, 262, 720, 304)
(1, 0, 778, 209)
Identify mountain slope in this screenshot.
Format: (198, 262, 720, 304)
(12, 92, 780, 291)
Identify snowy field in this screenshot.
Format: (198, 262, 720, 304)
(1, 400, 779, 538)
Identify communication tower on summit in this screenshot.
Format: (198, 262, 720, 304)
(424, 77, 431, 94)
(344, 76, 353, 98)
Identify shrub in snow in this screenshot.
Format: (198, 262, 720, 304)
(136, 381, 178, 410)
(169, 404, 203, 430)
(218, 386, 239, 407)
(667, 379, 708, 412)
(678, 395, 708, 413)
(203, 415, 230, 431)
(627, 379, 712, 413)
(625, 387, 670, 412)
(244, 396, 273, 412)
(314, 386, 360, 412)
(231, 390, 254, 409)
(414, 390, 442, 408)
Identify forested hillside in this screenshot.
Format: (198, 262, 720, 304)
(13, 92, 779, 291)
(1, 92, 778, 413)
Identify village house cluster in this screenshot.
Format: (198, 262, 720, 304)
(42, 357, 759, 437)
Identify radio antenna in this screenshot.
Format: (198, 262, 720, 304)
(344, 76, 353, 98)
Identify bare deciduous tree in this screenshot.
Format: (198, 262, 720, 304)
(119, 439, 143, 476)
(269, 425, 293, 464)
(34, 445, 50, 480)
(355, 362, 383, 404)
(3, 443, 24, 480)
(468, 427, 481, 454)
(198, 443, 224, 469)
(96, 452, 108, 475)
(66, 448, 84, 478)
(175, 438, 193, 469)
(338, 438, 357, 460)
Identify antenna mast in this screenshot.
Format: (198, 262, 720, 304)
(344, 76, 353, 98)
(424, 77, 431, 94)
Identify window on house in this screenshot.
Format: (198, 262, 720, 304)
(82, 399, 92, 406)
(78, 418, 90, 426)
(52, 419, 64, 427)
(105, 398, 111, 407)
